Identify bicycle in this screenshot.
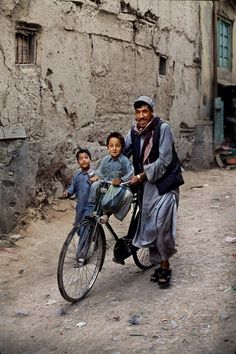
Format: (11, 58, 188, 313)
(57, 180, 153, 303)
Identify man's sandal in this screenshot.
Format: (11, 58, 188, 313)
(150, 267, 172, 287)
(157, 268, 172, 287)
(150, 267, 163, 282)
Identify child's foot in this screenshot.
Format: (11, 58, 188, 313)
(77, 257, 85, 265)
(74, 258, 85, 268)
(99, 214, 109, 224)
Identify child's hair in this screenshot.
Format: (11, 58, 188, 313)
(76, 148, 91, 161)
(106, 132, 125, 150)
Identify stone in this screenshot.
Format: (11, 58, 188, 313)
(9, 234, 23, 241)
(56, 307, 67, 316)
(14, 309, 30, 317)
(219, 312, 229, 321)
(75, 321, 87, 328)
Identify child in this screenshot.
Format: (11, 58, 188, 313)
(64, 148, 94, 225)
(87, 132, 134, 223)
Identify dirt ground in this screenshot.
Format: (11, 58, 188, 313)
(0, 168, 236, 354)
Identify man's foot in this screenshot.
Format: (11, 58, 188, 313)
(157, 268, 172, 287)
(150, 259, 172, 287)
(99, 214, 109, 224)
(150, 267, 163, 282)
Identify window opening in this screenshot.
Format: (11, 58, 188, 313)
(217, 18, 232, 70)
(15, 23, 40, 64)
(159, 56, 167, 76)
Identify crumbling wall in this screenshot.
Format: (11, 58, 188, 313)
(0, 0, 213, 231)
(0, 127, 40, 233)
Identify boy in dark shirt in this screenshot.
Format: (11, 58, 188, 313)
(64, 148, 94, 225)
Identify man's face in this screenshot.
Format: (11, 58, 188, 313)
(78, 153, 91, 171)
(135, 105, 153, 129)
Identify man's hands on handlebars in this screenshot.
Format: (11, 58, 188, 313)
(130, 172, 146, 185)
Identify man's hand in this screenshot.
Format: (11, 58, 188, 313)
(130, 176, 140, 185)
(130, 173, 146, 185)
(112, 178, 122, 186)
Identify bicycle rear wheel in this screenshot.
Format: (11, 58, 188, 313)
(57, 219, 106, 303)
(132, 247, 154, 270)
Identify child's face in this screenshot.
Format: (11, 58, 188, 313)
(77, 153, 91, 171)
(107, 137, 123, 159)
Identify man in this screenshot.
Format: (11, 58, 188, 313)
(124, 96, 184, 287)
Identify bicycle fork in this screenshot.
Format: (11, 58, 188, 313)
(76, 219, 101, 263)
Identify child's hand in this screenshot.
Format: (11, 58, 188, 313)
(90, 175, 99, 183)
(63, 190, 68, 198)
(112, 178, 122, 186)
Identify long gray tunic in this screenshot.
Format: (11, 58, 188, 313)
(125, 121, 179, 264)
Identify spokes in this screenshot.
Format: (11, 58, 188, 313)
(137, 248, 150, 265)
(57, 220, 106, 302)
(132, 247, 154, 270)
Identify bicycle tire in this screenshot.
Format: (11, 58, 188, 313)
(132, 247, 154, 270)
(57, 219, 106, 303)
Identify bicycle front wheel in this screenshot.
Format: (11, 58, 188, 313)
(132, 247, 154, 270)
(57, 219, 106, 303)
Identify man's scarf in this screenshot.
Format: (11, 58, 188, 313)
(133, 117, 160, 166)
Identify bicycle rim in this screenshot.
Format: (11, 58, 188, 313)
(57, 220, 106, 303)
(132, 247, 154, 270)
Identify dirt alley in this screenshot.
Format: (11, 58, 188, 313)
(0, 168, 236, 354)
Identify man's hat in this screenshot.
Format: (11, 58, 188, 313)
(134, 95, 155, 109)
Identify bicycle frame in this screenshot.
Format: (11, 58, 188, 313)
(105, 194, 139, 240)
(57, 182, 152, 303)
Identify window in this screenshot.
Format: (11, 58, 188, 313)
(217, 18, 232, 70)
(159, 55, 167, 76)
(15, 23, 40, 64)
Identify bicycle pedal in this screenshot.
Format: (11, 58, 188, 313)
(112, 257, 125, 265)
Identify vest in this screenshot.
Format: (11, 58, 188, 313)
(130, 117, 184, 195)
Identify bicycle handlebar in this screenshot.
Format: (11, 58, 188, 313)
(98, 179, 131, 187)
(120, 181, 131, 186)
(58, 180, 131, 200)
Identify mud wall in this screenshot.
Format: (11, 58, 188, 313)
(0, 127, 40, 233)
